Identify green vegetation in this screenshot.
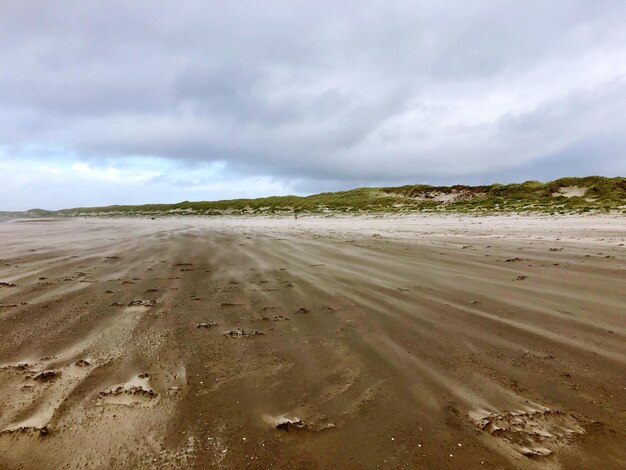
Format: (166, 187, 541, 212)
(0, 211, 26, 218)
(0, 209, 56, 218)
(10, 176, 626, 217)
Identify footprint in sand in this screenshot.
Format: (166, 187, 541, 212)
(0, 363, 30, 371)
(0, 358, 94, 435)
(128, 299, 157, 307)
(33, 370, 59, 382)
(97, 374, 158, 407)
(260, 315, 289, 321)
(264, 414, 335, 433)
(469, 406, 587, 458)
(223, 328, 264, 338)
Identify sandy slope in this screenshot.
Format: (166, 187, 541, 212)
(0, 215, 624, 469)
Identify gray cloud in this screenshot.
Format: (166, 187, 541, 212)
(1, 0, 626, 195)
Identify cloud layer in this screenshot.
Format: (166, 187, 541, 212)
(1, 1, 626, 209)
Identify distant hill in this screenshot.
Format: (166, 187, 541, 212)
(15, 176, 626, 217)
(0, 211, 25, 218)
(0, 209, 56, 218)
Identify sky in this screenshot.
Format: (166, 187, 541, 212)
(1, 1, 626, 210)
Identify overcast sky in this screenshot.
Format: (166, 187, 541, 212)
(2, 1, 626, 210)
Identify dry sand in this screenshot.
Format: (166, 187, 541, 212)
(0, 215, 624, 469)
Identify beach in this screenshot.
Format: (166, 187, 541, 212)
(0, 215, 624, 468)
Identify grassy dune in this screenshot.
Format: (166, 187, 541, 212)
(15, 176, 626, 217)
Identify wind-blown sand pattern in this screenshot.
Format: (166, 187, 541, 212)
(0, 216, 624, 468)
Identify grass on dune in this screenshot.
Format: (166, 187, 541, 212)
(14, 176, 626, 217)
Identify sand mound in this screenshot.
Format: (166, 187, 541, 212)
(469, 407, 587, 458)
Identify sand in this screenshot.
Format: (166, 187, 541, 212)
(0, 214, 624, 469)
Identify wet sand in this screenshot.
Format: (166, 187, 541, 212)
(0, 215, 624, 469)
